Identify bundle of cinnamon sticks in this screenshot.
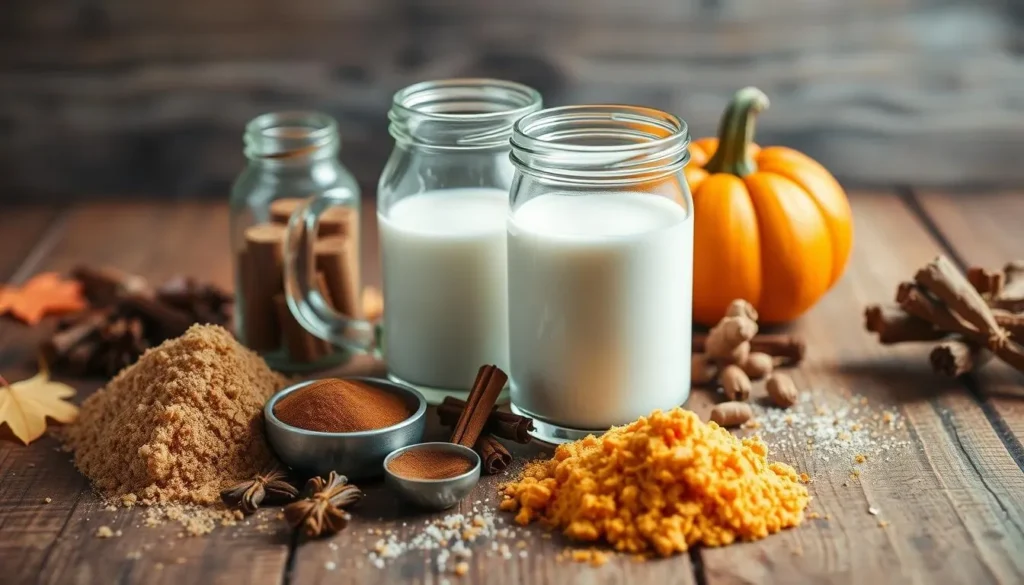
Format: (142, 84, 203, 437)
(440, 365, 534, 475)
(238, 198, 360, 363)
(864, 257, 1024, 377)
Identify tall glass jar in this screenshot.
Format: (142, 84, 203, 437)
(506, 105, 694, 442)
(283, 79, 542, 403)
(230, 111, 360, 371)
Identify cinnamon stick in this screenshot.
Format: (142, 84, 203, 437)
(241, 224, 286, 350)
(475, 435, 512, 475)
(451, 365, 509, 448)
(41, 308, 111, 363)
(899, 280, 1024, 372)
(989, 261, 1024, 313)
(864, 304, 946, 344)
(274, 294, 326, 363)
(872, 299, 1024, 342)
(967, 267, 1003, 299)
(437, 397, 534, 444)
(692, 333, 805, 366)
(72, 265, 152, 305)
(914, 256, 1001, 337)
(270, 198, 356, 239)
(119, 292, 195, 339)
(930, 340, 990, 377)
(315, 236, 361, 318)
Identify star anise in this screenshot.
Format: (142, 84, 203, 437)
(221, 466, 299, 514)
(284, 471, 363, 538)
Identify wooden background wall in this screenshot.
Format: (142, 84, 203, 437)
(1, 0, 1023, 200)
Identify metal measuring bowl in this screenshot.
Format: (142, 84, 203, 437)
(264, 377, 427, 480)
(383, 442, 481, 510)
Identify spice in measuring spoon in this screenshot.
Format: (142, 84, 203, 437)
(387, 449, 475, 480)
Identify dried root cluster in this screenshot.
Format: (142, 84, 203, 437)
(692, 300, 804, 427)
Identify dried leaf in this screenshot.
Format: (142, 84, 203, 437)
(1, 273, 88, 325)
(0, 363, 79, 444)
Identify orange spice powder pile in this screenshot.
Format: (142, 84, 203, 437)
(499, 408, 809, 556)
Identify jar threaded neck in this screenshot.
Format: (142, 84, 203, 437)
(389, 79, 542, 150)
(244, 111, 339, 162)
(510, 105, 690, 185)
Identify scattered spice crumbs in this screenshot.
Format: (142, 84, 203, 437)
(95, 526, 120, 538)
(749, 392, 909, 466)
(570, 549, 610, 567)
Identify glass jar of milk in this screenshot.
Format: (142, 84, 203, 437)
(283, 79, 542, 403)
(506, 105, 694, 442)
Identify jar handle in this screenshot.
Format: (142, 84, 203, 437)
(282, 191, 377, 354)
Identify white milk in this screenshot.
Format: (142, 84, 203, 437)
(379, 188, 510, 391)
(508, 192, 693, 430)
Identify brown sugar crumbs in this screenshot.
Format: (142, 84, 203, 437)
(64, 324, 287, 505)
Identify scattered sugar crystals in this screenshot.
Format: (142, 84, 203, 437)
(747, 391, 911, 464)
(363, 503, 533, 576)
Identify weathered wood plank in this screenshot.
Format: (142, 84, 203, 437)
(696, 193, 1024, 584)
(0, 206, 64, 281)
(913, 190, 1024, 445)
(0, 202, 289, 585)
(0, 0, 1022, 196)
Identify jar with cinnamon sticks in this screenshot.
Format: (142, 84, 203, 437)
(230, 111, 362, 371)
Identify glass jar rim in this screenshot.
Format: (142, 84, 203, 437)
(389, 78, 543, 150)
(510, 104, 690, 184)
(391, 78, 542, 122)
(244, 111, 339, 161)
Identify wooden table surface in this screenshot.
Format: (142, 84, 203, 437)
(1, 189, 1023, 584)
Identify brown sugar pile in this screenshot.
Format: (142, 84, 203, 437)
(272, 378, 411, 433)
(64, 324, 287, 505)
(500, 408, 809, 556)
(388, 449, 474, 480)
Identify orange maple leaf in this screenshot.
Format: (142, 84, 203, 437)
(0, 273, 87, 325)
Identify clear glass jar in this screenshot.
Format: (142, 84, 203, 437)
(284, 79, 541, 403)
(506, 105, 694, 442)
(230, 111, 360, 371)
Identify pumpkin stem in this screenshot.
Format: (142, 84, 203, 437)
(704, 87, 770, 177)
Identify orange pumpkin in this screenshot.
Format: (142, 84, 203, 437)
(686, 87, 854, 325)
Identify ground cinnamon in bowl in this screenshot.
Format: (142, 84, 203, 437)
(272, 378, 413, 433)
(388, 448, 475, 480)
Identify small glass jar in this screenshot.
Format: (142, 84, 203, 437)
(506, 105, 694, 442)
(284, 79, 542, 403)
(229, 111, 360, 371)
